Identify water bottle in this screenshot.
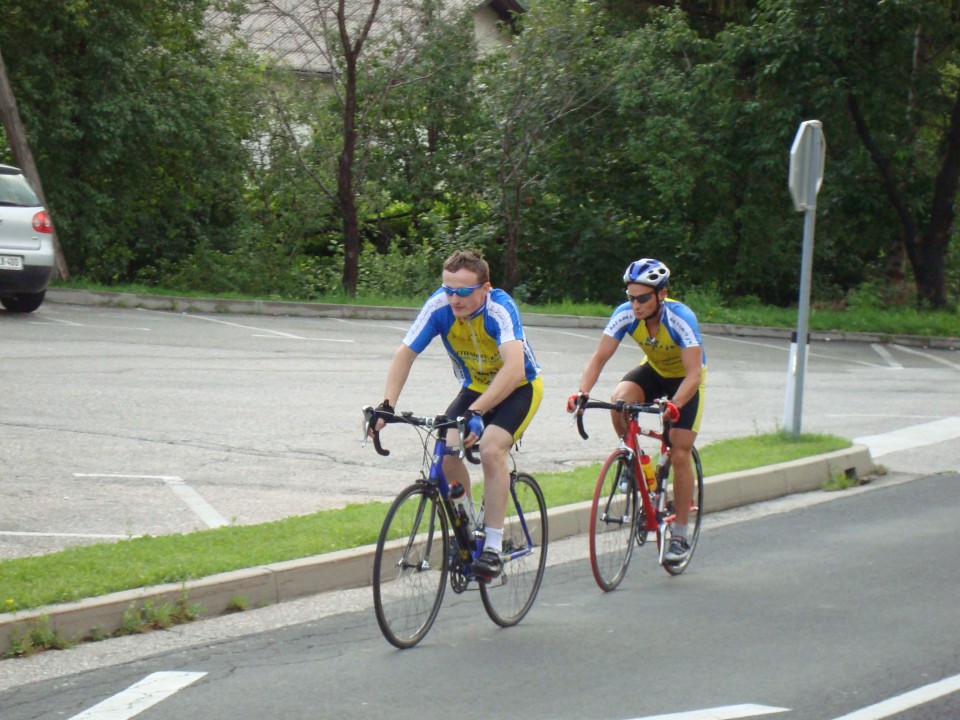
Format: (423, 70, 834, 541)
(640, 453, 657, 492)
(449, 482, 477, 534)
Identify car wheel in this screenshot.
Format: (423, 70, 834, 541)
(1, 290, 46, 313)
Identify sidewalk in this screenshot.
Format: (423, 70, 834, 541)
(0, 443, 874, 655)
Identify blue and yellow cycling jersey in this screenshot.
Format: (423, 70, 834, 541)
(604, 298, 706, 378)
(403, 288, 542, 392)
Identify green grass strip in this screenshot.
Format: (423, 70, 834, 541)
(1, 432, 850, 613)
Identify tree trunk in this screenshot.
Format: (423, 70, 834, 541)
(339, 57, 359, 295)
(0, 45, 70, 280)
(502, 184, 521, 293)
(915, 81, 960, 308)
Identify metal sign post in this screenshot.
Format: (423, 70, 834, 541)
(785, 120, 826, 438)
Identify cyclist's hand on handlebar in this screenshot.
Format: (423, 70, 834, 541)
(370, 400, 394, 435)
(463, 409, 484, 448)
(663, 400, 680, 423)
(566, 392, 588, 415)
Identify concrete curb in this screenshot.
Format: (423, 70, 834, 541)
(0, 444, 874, 655)
(45, 288, 960, 349)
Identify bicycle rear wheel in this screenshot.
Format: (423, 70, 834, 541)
(589, 450, 637, 591)
(480, 472, 548, 627)
(662, 446, 704, 576)
(373, 483, 449, 648)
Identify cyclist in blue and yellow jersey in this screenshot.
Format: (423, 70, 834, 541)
(372, 249, 543, 581)
(568, 258, 706, 563)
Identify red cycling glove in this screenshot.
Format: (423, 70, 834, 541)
(664, 401, 680, 423)
(566, 392, 588, 414)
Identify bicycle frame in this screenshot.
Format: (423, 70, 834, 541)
(364, 408, 537, 586)
(427, 431, 484, 571)
(618, 416, 674, 564)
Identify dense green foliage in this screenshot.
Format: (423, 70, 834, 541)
(2, 0, 958, 312)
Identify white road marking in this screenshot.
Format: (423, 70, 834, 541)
(708, 334, 885, 367)
(544, 329, 600, 341)
(74, 473, 228, 528)
(828, 672, 960, 719)
(633, 704, 789, 720)
(0, 530, 126, 539)
(333, 317, 410, 332)
(853, 416, 960, 457)
(869, 343, 903, 369)
(67, 671, 206, 720)
(891, 343, 960, 371)
(182, 312, 353, 342)
(34, 315, 150, 331)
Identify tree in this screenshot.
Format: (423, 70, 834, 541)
(746, 0, 960, 308)
(472, 0, 613, 292)
(251, 0, 465, 294)
(0, 43, 69, 279)
(0, 0, 261, 282)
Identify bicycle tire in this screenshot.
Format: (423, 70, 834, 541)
(373, 483, 449, 648)
(589, 450, 637, 592)
(662, 446, 704, 576)
(480, 472, 548, 627)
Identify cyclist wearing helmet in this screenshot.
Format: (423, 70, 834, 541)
(568, 258, 706, 562)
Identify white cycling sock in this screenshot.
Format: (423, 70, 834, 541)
(672, 524, 687, 540)
(484, 526, 503, 553)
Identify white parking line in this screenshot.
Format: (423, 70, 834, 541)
(0, 531, 127, 539)
(828, 672, 960, 719)
(633, 704, 789, 720)
(869, 343, 903, 369)
(74, 474, 228, 528)
(891, 343, 960, 371)
(854, 416, 960, 457)
(182, 313, 353, 342)
(67, 671, 206, 720)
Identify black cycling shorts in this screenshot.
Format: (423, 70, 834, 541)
(445, 377, 543, 441)
(620, 363, 704, 433)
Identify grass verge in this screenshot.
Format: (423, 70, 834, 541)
(1, 431, 851, 615)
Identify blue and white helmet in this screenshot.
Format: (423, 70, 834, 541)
(623, 258, 670, 289)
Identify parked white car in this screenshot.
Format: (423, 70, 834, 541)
(0, 164, 54, 313)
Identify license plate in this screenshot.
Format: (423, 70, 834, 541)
(0, 255, 23, 270)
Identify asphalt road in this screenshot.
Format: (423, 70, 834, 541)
(1, 472, 958, 719)
(1, 301, 958, 560)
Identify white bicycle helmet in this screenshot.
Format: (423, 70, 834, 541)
(623, 258, 670, 289)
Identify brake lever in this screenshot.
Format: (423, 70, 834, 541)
(361, 405, 390, 456)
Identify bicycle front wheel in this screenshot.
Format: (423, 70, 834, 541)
(480, 472, 548, 627)
(372, 483, 449, 648)
(662, 445, 704, 576)
(589, 450, 637, 591)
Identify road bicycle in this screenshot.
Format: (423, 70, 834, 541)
(573, 398, 703, 591)
(362, 406, 548, 648)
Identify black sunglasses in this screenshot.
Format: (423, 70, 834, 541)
(626, 290, 656, 304)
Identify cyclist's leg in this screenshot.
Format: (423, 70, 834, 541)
(443, 388, 481, 499)
(669, 428, 697, 526)
(474, 379, 542, 577)
(612, 364, 656, 436)
(668, 376, 704, 527)
(477, 424, 512, 531)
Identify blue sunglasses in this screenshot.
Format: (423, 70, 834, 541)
(441, 283, 483, 297)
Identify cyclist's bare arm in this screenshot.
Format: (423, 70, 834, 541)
(577, 334, 620, 395)
(374, 344, 418, 433)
